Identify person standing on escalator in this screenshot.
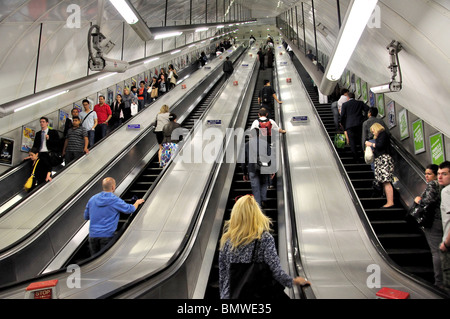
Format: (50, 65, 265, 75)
(84, 177, 144, 256)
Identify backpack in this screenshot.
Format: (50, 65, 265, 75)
(261, 87, 271, 104)
(258, 118, 272, 136)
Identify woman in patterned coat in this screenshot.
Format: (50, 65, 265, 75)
(218, 195, 310, 299)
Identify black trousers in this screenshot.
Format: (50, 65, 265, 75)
(346, 125, 363, 160)
(88, 237, 112, 256)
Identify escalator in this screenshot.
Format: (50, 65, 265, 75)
(203, 66, 279, 299)
(292, 57, 435, 284)
(63, 71, 233, 267)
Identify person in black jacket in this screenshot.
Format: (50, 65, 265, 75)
(26, 147, 52, 192)
(32, 116, 61, 166)
(340, 92, 369, 162)
(223, 56, 234, 80)
(109, 94, 125, 132)
(365, 123, 394, 208)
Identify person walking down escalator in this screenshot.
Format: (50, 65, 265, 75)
(218, 195, 311, 299)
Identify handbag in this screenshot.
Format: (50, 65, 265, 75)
(130, 102, 138, 116)
(24, 159, 39, 191)
(364, 146, 374, 164)
(229, 240, 289, 299)
(408, 202, 434, 228)
(150, 87, 158, 98)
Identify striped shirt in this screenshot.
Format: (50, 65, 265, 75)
(66, 126, 87, 152)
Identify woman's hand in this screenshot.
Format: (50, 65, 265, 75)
(293, 276, 311, 287)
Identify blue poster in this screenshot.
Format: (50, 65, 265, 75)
(369, 90, 375, 107)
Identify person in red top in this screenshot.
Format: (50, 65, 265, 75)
(94, 95, 112, 143)
(137, 81, 147, 112)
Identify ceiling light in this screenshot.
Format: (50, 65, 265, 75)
(216, 25, 224, 29)
(144, 57, 159, 64)
(109, 0, 139, 24)
(14, 90, 69, 113)
(154, 31, 183, 39)
(171, 50, 181, 54)
(195, 27, 209, 32)
(98, 72, 117, 81)
(325, 0, 378, 81)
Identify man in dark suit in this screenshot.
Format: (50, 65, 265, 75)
(32, 116, 61, 166)
(340, 92, 369, 162)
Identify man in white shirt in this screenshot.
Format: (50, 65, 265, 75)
(438, 161, 450, 294)
(79, 99, 98, 149)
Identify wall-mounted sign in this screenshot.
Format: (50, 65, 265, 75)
(412, 119, 425, 154)
(0, 137, 14, 166)
(430, 133, 445, 165)
(21, 126, 36, 152)
(399, 109, 409, 140)
(377, 94, 385, 118)
(361, 81, 368, 104)
(387, 100, 396, 129)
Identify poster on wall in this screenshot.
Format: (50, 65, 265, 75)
(369, 90, 376, 107)
(350, 74, 356, 92)
(387, 100, 396, 128)
(399, 109, 409, 140)
(0, 137, 14, 166)
(21, 126, 36, 152)
(355, 78, 362, 98)
(430, 133, 445, 165)
(377, 94, 385, 118)
(346, 71, 351, 88)
(59, 109, 69, 132)
(361, 81, 368, 103)
(412, 119, 425, 154)
(116, 84, 122, 96)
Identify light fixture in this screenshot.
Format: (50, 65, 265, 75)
(14, 90, 69, 113)
(98, 72, 117, 81)
(144, 57, 159, 64)
(171, 49, 181, 55)
(370, 40, 403, 94)
(154, 31, 183, 40)
(325, 0, 378, 81)
(109, 0, 139, 24)
(195, 27, 209, 32)
(216, 25, 224, 29)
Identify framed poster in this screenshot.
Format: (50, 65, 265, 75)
(412, 119, 425, 154)
(387, 100, 396, 129)
(377, 94, 385, 118)
(399, 109, 409, 140)
(361, 81, 368, 103)
(355, 77, 362, 98)
(430, 133, 445, 165)
(21, 126, 36, 152)
(0, 137, 14, 166)
(350, 73, 356, 92)
(345, 71, 351, 88)
(369, 90, 376, 107)
(58, 109, 69, 132)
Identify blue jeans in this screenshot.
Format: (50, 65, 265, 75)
(87, 130, 95, 148)
(249, 171, 269, 207)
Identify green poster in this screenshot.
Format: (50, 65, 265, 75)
(430, 133, 445, 165)
(412, 119, 425, 154)
(356, 78, 361, 98)
(361, 81, 368, 103)
(399, 109, 409, 140)
(377, 94, 385, 118)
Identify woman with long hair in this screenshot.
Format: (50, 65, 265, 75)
(219, 195, 310, 299)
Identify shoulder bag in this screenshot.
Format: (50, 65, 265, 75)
(229, 239, 288, 299)
(407, 201, 435, 229)
(364, 146, 374, 164)
(24, 159, 39, 191)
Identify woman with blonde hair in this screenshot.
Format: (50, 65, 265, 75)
(219, 195, 310, 299)
(151, 104, 171, 164)
(366, 122, 395, 207)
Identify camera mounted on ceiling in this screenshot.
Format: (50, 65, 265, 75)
(371, 40, 403, 94)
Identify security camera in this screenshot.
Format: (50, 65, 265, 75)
(89, 56, 129, 73)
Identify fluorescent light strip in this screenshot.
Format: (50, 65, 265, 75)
(15, 90, 69, 113)
(98, 72, 117, 81)
(171, 50, 181, 54)
(216, 25, 224, 29)
(109, 0, 139, 24)
(326, 0, 378, 81)
(195, 27, 209, 32)
(154, 31, 183, 39)
(145, 57, 160, 64)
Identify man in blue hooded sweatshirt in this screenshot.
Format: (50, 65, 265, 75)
(84, 177, 145, 255)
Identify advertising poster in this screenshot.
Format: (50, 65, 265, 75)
(430, 133, 445, 165)
(361, 81, 368, 103)
(350, 74, 356, 92)
(356, 77, 362, 98)
(0, 137, 14, 166)
(399, 109, 409, 140)
(346, 71, 350, 88)
(59, 109, 69, 132)
(116, 84, 122, 96)
(369, 90, 375, 107)
(107, 88, 114, 105)
(21, 126, 36, 152)
(387, 100, 396, 128)
(377, 94, 385, 118)
(412, 119, 425, 154)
